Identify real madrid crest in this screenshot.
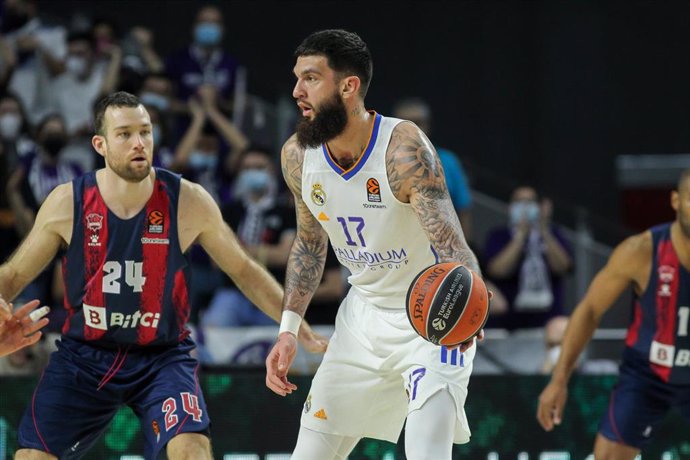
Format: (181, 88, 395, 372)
(311, 183, 326, 206)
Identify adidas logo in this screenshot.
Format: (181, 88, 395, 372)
(314, 408, 328, 420)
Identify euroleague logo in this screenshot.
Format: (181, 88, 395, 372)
(147, 210, 164, 234)
(366, 177, 381, 202)
(432, 317, 446, 331)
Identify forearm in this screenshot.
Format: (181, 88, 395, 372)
(231, 257, 284, 322)
(550, 303, 599, 385)
(487, 237, 525, 278)
(542, 231, 572, 274)
(207, 108, 249, 153)
(140, 47, 163, 73)
(283, 233, 328, 317)
(171, 119, 203, 169)
(0, 263, 27, 300)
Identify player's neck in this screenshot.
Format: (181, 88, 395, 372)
(96, 168, 155, 219)
(670, 221, 690, 269)
(326, 108, 373, 169)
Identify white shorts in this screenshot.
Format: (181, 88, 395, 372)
(300, 290, 474, 444)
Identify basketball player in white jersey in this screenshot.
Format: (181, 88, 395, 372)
(265, 29, 482, 459)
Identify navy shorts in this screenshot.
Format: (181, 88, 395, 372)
(18, 337, 210, 459)
(599, 349, 690, 448)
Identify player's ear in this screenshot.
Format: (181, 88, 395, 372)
(340, 76, 361, 100)
(671, 190, 680, 212)
(92, 134, 107, 158)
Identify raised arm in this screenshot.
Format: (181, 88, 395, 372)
(537, 231, 651, 431)
(0, 183, 72, 300)
(179, 178, 327, 349)
(386, 122, 479, 273)
(180, 179, 284, 322)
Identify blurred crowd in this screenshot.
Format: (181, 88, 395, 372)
(0, 0, 577, 375)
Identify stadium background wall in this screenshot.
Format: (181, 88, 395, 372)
(35, 0, 690, 235)
(0, 373, 687, 459)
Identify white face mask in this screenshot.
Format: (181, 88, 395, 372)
(65, 56, 88, 77)
(0, 113, 21, 139)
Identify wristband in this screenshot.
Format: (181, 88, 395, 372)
(278, 310, 302, 337)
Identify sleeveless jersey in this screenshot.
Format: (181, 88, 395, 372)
(62, 168, 192, 348)
(625, 223, 690, 384)
(301, 113, 437, 309)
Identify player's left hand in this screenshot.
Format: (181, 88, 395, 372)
(265, 332, 299, 396)
(298, 323, 329, 354)
(0, 297, 50, 357)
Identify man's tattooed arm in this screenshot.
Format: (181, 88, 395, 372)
(386, 122, 480, 274)
(280, 135, 329, 317)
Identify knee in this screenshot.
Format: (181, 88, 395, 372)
(14, 449, 57, 460)
(167, 432, 212, 460)
(593, 434, 639, 460)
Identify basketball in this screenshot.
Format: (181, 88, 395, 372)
(406, 263, 489, 346)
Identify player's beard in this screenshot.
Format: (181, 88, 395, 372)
(105, 145, 152, 183)
(295, 92, 348, 149)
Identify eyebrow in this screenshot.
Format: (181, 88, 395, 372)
(113, 123, 152, 131)
(294, 67, 323, 77)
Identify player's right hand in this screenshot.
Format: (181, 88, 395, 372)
(265, 332, 299, 396)
(536, 380, 568, 431)
(0, 298, 50, 357)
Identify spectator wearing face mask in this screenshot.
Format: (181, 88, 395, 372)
(165, 4, 242, 112)
(46, 30, 122, 137)
(171, 84, 248, 203)
(202, 147, 289, 328)
(2, 0, 68, 126)
(169, 85, 249, 321)
(5, 113, 80, 329)
(483, 186, 573, 331)
(0, 92, 35, 162)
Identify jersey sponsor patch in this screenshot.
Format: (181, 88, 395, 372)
(83, 303, 161, 331)
(366, 177, 381, 202)
(650, 340, 674, 367)
(314, 408, 328, 420)
(148, 210, 164, 234)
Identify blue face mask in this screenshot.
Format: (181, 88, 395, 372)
(152, 124, 162, 146)
(188, 151, 218, 170)
(236, 169, 270, 195)
(509, 202, 539, 225)
(194, 23, 222, 46)
(140, 92, 169, 112)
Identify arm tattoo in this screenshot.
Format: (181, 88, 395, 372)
(281, 136, 329, 316)
(386, 123, 481, 274)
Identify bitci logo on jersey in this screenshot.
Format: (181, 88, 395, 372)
(83, 303, 160, 331)
(148, 210, 164, 234)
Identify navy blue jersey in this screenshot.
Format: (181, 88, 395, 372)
(625, 223, 690, 384)
(62, 168, 192, 348)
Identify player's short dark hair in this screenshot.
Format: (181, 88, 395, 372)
(295, 29, 373, 98)
(679, 169, 690, 191)
(94, 91, 141, 136)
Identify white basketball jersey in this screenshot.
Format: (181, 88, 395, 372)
(302, 113, 437, 309)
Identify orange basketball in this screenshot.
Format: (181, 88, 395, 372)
(406, 263, 489, 346)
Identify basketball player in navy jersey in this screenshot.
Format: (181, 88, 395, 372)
(265, 30, 482, 459)
(0, 91, 327, 460)
(537, 169, 690, 458)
